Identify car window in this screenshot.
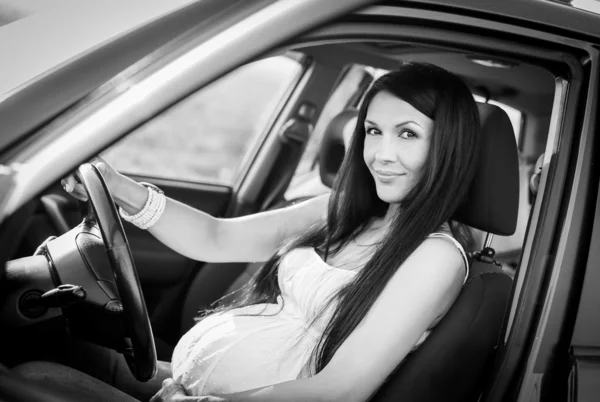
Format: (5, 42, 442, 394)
(103, 54, 303, 185)
(284, 64, 374, 199)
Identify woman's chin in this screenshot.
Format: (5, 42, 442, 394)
(375, 189, 405, 204)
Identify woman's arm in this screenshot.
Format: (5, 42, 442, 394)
(64, 161, 329, 263)
(201, 237, 465, 402)
(112, 172, 329, 263)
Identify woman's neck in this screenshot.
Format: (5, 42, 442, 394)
(366, 203, 399, 234)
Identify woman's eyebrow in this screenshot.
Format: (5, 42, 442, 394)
(365, 119, 423, 128)
(396, 120, 423, 128)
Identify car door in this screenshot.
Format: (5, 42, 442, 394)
(568, 190, 600, 402)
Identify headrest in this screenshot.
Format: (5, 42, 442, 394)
(319, 109, 358, 188)
(452, 103, 519, 235)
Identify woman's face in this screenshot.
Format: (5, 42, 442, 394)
(363, 91, 434, 204)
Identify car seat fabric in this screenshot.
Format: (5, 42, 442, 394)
(371, 261, 513, 402)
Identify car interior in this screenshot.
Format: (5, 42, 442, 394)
(0, 17, 559, 401)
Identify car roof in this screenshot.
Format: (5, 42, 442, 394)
(3, 0, 597, 100)
(385, 0, 600, 41)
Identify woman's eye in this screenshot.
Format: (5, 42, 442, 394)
(366, 127, 380, 136)
(399, 129, 418, 139)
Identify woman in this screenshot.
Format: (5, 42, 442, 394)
(54, 62, 480, 401)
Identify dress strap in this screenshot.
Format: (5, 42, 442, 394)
(428, 232, 469, 283)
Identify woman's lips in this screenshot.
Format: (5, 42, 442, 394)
(374, 170, 405, 182)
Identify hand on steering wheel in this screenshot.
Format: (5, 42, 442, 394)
(61, 157, 118, 202)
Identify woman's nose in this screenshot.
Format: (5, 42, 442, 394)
(375, 133, 396, 163)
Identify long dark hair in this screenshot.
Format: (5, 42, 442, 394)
(202, 62, 480, 374)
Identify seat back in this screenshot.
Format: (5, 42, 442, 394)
(372, 103, 520, 401)
(372, 261, 512, 401)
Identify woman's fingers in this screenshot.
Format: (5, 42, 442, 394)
(71, 189, 89, 202)
(62, 174, 88, 201)
(149, 378, 189, 402)
(66, 175, 77, 193)
(91, 156, 119, 189)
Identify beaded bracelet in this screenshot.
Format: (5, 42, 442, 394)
(119, 182, 166, 230)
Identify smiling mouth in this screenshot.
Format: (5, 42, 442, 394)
(374, 170, 405, 182)
(375, 170, 405, 178)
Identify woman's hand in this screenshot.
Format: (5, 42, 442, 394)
(149, 378, 187, 401)
(61, 156, 121, 202)
(149, 378, 227, 402)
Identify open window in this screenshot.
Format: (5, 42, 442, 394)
(104, 53, 305, 186)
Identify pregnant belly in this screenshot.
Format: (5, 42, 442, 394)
(171, 303, 317, 396)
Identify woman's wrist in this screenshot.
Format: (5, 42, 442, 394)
(111, 173, 149, 215)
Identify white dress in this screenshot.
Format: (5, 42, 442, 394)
(171, 234, 468, 396)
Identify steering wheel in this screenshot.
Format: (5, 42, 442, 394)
(76, 163, 157, 381)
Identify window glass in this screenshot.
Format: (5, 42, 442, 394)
(285, 64, 373, 199)
(103, 54, 303, 184)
